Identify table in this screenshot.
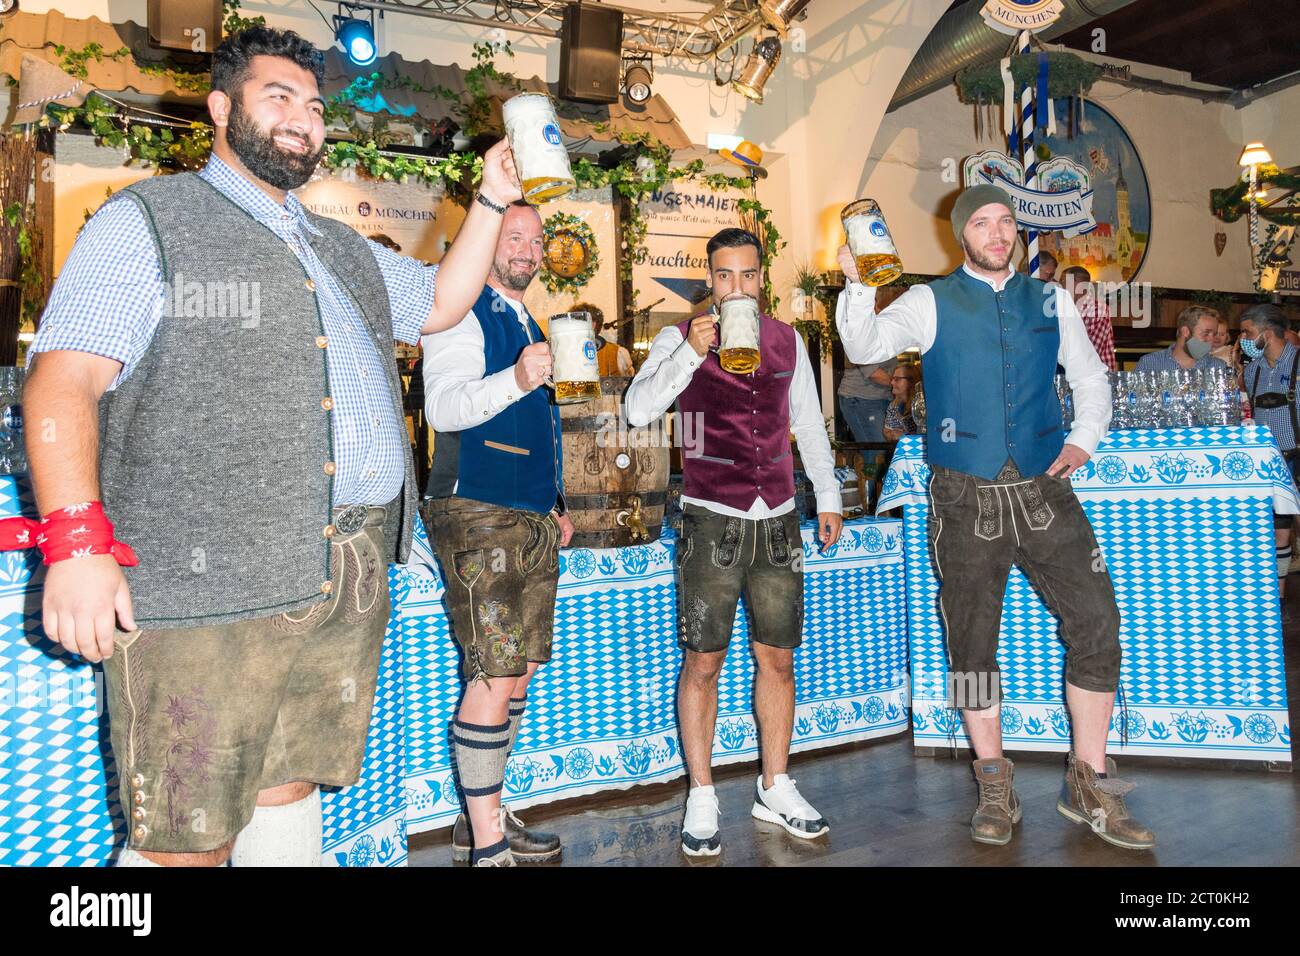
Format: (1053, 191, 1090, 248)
(0, 468, 910, 866)
(393, 514, 910, 843)
(879, 425, 1295, 765)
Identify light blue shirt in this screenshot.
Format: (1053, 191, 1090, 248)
(1134, 344, 1227, 374)
(33, 154, 439, 506)
(1245, 342, 1299, 453)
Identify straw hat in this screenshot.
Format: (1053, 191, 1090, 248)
(718, 140, 768, 178)
(10, 54, 89, 126)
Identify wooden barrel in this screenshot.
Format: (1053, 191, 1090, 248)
(559, 376, 670, 549)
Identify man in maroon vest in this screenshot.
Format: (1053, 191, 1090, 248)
(626, 228, 843, 857)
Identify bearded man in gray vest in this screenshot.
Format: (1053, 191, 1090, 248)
(627, 228, 843, 857)
(836, 185, 1155, 851)
(22, 26, 524, 867)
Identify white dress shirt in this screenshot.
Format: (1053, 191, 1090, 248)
(421, 292, 532, 432)
(834, 264, 1112, 456)
(625, 323, 842, 519)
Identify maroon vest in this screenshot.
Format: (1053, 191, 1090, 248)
(675, 312, 797, 511)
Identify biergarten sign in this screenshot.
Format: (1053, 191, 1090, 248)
(963, 149, 1098, 237)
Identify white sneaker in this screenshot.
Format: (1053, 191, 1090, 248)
(751, 774, 829, 839)
(681, 786, 722, 857)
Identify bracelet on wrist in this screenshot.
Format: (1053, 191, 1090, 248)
(475, 191, 506, 215)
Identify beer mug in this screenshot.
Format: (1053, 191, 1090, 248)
(718, 296, 761, 375)
(502, 92, 576, 205)
(841, 198, 902, 286)
(548, 311, 601, 404)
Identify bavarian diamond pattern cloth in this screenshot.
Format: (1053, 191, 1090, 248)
(879, 426, 1294, 761)
(397, 513, 910, 836)
(1, 465, 909, 865)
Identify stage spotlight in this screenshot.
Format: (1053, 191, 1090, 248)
(335, 8, 378, 66)
(759, 0, 812, 37)
(732, 36, 781, 103)
(623, 58, 653, 104)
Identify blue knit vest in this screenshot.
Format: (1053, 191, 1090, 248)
(920, 268, 1063, 480)
(426, 287, 563, 513)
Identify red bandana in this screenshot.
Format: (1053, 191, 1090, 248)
(0, 501, 139, 566)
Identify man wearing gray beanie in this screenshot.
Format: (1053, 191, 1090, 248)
(835, 186, 1154, 852)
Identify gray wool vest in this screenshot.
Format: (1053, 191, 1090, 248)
(97, 172, 417, 627)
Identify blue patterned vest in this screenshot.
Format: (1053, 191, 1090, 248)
(426, 287, 563, 513)
(920, 268, 1063, 480)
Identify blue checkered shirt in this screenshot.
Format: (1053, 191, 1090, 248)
(1133, 345, 1228, 374)
(1245, 342, 1299, 453)
(32, 154, 437, 506)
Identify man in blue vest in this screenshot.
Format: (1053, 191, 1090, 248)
(836, 184, 1155, 851)
(421, 200, 573, 867)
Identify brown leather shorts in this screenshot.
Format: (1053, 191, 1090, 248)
(676, 503, 804, 654)
(104, 507, 390, 854)
(421, 495, 560, 682)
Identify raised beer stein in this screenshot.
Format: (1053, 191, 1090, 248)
(717, 295, 761, 375)
(548, 311, 601, 404)
(502, 92, 576, 205)
(841, 198, 902, 286)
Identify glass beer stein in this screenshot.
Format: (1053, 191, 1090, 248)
(718, 296, 761, 375)
(841, 198, 903, 286)
(548, 311, 601, 404)
(502, 92, 576, 205)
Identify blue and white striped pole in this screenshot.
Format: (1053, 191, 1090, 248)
(1014, 29, 1039, 276)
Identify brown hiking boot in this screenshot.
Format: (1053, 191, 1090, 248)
(1057, 752, 1156, 850)
(970, 758, 1022, 845)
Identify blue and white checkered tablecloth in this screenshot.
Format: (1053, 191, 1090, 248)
(0, 467, 908, 867)
(394, 513, 910, 841)
(879, 426, 1294, 762)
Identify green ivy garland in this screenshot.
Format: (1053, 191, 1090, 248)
(16, 32, 785, 320)
(956, 52, 1102, 104)
(540, 212, 599, 295)
(1211, 164, 1300, 227)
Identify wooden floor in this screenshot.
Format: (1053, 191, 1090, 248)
(410, 592, 1300, 868)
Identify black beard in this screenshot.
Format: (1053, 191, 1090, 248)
(226, 96, 324, 192)
(492, 259, 536, 291)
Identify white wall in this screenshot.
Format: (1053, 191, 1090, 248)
(1241, 81, 1300, 172)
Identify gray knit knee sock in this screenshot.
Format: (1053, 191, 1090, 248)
(453, 717, 512, 802)
(506, 696, 527, 755)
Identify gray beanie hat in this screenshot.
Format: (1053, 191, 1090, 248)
(952, 184, 1016, 243)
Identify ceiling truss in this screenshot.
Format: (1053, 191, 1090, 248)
(342, 0, 767, 62)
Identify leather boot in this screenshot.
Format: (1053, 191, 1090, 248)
(970, 757, 1022, 845)
(1057, 752, 1156, 850)
(452, 807, 562, 864)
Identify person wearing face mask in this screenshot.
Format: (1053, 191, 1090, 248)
(1134, 306, 1230, 373)
(1240, 304, 1300, 599)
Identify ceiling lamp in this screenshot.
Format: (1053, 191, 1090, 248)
(335, 7, 378, 67)
(759, 0, 812, 38)
(732, 36, 782, 103)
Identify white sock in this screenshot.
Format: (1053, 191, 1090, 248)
(116, 848, 162, 867)
(230, 789, 322, 867)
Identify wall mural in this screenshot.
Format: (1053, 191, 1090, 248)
(1037, 98, 1152, 283)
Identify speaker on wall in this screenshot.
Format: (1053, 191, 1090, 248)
(147, 0, 224, 54)
(559, 3, 625, 104)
